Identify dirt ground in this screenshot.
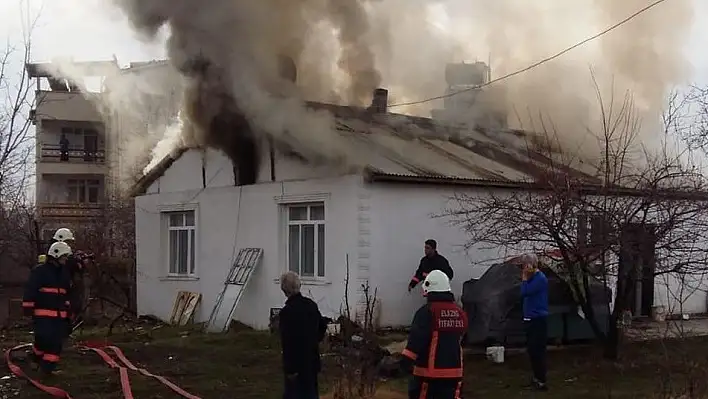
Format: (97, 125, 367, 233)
(2, 324, 708, 399)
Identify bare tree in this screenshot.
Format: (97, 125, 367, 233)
(69, 193, 136, 329)
(444, 82, 708, 360)
(0, 12, 39, 273)
(329, 255, 381, 399)
(677, 85, 708, 152)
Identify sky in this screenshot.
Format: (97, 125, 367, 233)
(0, 0, 705, 84)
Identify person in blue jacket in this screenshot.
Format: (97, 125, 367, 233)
(520, 252, 549, 391)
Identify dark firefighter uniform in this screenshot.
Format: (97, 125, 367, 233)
(39, 246, 86, 320)
(401, 291, 468, 398)
(22, 258, 73, 373)
(408, 252, 454, 291)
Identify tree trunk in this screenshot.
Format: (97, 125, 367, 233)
(580, 296, 608, 344)
(604, 275, 631, 361)
(579, 273, 608, 343)
(603, 312, 621, 360)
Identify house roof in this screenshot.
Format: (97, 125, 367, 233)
(305, 102, 599, 183)
(130, 102, 601, 196)
(130, 147, 189, 197)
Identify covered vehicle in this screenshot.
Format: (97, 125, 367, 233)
(462, 253, 610, 346)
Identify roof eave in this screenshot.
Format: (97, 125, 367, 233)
(129, 147, 190, 197)
(366, 171, 708, 200)
(366, 171, 536, 190)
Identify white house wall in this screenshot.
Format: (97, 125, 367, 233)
(581, 194, 708, 315)
(364, 185, 708, 326)
(136, 147, 361, 329)
(365, 184, 510, 327)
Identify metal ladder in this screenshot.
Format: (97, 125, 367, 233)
(206, 248, 263, 332)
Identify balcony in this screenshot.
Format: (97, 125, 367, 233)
(37, 144, 107, 175)
(38, 202, 104, 220)
(40, 144, 105, 163)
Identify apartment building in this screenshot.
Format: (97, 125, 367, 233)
(27, 59, 180, 242)
(27, 60, 117, 241)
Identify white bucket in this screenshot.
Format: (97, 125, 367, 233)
(485, 346, 505, 364)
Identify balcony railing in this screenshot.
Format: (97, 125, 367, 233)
(39, 202, 104, 218)
(40, 144, 105, 163)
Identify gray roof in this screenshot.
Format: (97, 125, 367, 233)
(131, 102, 601, 196)
(302, 102, 600, 184)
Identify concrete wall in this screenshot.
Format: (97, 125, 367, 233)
(35, 91, 102, 122)
(654, 266, 708, 315)
(365, 183, 510, 326)
(135, 148, 361, 329)
(136, 147, 708, 329)
(38, 174, 105, 203)
(364, 185, 708, 324)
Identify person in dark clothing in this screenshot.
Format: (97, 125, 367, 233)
(520, 253, 549, 391)
(401, 270, 468, 399)
(279, 271, 327, 399)
(408, 239, 454, 292)
(59, 134, 70, 161)
(41, 228, 89, 323)
(23, 242, 74, 375)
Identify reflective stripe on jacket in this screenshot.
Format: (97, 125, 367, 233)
(402, 291, 468, 378)
(22, 260, 73, 320)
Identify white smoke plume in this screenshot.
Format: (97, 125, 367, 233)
(38, 58, 184, 187)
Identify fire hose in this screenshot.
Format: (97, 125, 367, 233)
(5, 332, 203, 399)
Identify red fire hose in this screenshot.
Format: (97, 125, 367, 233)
(4, 343, 73, 399)
(5, 341, 202, 399)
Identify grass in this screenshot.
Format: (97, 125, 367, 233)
(2, 324, 708, 398)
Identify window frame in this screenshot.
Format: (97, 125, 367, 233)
(67, 178, 102, 204)
(161, 208, 198, 278)
(285, 202, 326, 278)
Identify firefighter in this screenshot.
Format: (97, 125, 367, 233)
(52, 228, 74, 243)
(37, 228, 75, 264)
(408, 239, 454, 292)
(22, 241, 74, 375)
(41, 227, 89, 323)
(401, 270, 468, 399)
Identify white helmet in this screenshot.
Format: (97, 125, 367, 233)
(53, 228, 75, 242)
(423, 270, 451, 295)
(48, 242, 72, 259)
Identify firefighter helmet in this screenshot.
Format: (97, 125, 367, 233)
(53, 228, 75, 242)
(423, 270, 451, 295)
(48, 242, 72, 258)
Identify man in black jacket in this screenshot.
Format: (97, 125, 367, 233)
(23, 242, 74, 375)
(279, 272, 327, 399)
(408, 239, 454, 292)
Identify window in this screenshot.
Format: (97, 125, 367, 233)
(287, 203, 325, 277)
(67, 179, 101, 203)
(166, 211, 196, 276)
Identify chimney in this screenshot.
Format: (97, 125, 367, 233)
(371, 88, 388, 113)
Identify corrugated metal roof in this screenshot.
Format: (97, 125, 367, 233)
(315, 105, 600, 183)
